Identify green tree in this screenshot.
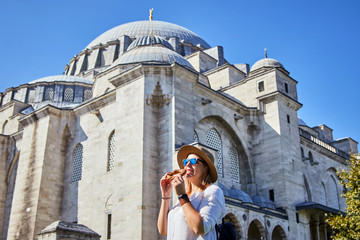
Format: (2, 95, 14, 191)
(327, 154, 360, 239)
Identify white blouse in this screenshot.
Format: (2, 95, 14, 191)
(167, 184, 226, 240)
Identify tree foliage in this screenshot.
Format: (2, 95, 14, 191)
(327, 154, 360, 239)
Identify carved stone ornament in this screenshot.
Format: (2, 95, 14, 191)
(146, 81, 171, 108)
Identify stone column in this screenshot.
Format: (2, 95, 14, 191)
(315, 221, 321, 240)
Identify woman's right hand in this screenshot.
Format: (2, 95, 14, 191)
(160, 172, 173, 198)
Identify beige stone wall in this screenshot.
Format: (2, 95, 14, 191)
(7, 114, 50, 239)
(71, 76, 145, 239)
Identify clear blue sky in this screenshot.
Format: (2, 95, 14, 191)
(1, 0, 359, 143)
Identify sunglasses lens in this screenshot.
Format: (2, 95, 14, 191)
(183, 158, 201, 166)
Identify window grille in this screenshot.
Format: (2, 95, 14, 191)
(71, 144, 83, 182)
(206, 128, 223, 176)
(229, 147, 240, 182)
(107, 213, 112, 239)
(319, 183, 327, 205)
(108, 131, 116, 171)
(63, 87, 74, 102)
(26, 88, 36, 103)
(193, 131, 198, 142)
(83, 89, 93, 101)
(43, 86, 55, 101)
(328, 176, 340, 209)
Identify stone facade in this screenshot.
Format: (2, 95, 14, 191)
(0, 19, 357, 240)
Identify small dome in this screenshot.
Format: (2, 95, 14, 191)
(86, 20, 210, 50)
(298, 117, 308, 126)
(218, 183, 229, 196)
(112, 46, 194, 69)
(29, 75, 92, 85)
(252, 195, 275, 209)
(250, 58, 284, 72)
(127, 35, 174, 51)
(228, 187, 253, 203)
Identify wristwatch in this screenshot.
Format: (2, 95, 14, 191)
(178, 194, 188, 200)
(178, 194, 190, 206)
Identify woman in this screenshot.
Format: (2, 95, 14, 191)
(158, 145, 226, 240)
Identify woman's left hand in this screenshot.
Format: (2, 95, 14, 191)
(172, 175, 186, 196)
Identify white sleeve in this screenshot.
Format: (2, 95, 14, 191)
(198, 185, 225, 234)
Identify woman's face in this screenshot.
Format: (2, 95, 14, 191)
(184, 153, 208, 182)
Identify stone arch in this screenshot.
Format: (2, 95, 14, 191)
(322, 168, 342, 209)
(2, 120, 8, 134)
(247, 218, 266, 240)
(6, 151, 20, 184)
(193, 130, 199, 142)
(304, 175, 312, 202)
(195, 115, 254, 187)
(105, 194, 113, 212)
(193, 107, 253, 164)
(271, 225, 287, 240)
(223, 212, 242, 239)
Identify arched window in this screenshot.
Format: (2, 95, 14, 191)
(206, 128, 223, 177)
(71, 144, 83, 182)
(63, 87, 74, 102)
(26, 87, 36, 103)
(108, 131, 116, 172)
(193, 131, 199, 142)
(83, 89, 93, 101)
(301, 147, 304, 159)
(328, 176, 340, 209)
(80, 54, 88, 72)
(70, 60, 77, 75)
(308, 151, 314, 162)
(229, 147, 240, 182)
(43, 86, 55, 101)
(304, 177, 312, 201)
(319, 182, 327, 205)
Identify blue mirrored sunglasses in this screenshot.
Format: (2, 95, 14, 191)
(183, 158, 205, 167)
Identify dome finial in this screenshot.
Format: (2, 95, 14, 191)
(264, 48, 267, 58)
(149, 8, 154, 21)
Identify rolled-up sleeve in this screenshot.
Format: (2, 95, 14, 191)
(198, 185, 226, 235)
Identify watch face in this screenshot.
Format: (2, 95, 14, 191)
(178, 194, 188, 199)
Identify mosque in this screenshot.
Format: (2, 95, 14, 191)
(0, 11, 358, 240)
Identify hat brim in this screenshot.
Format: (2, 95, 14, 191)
(177, 145, 218, 183)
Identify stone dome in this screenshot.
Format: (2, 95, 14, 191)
(250, 58, 284, 72)
(29, 75, 92, 85)
(252, 195, 276, 209)
(86, 20, 210, 49)
(112, 45, 194, 69)
(228, 187, 253, 203)
(127, 35, 174, 51)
